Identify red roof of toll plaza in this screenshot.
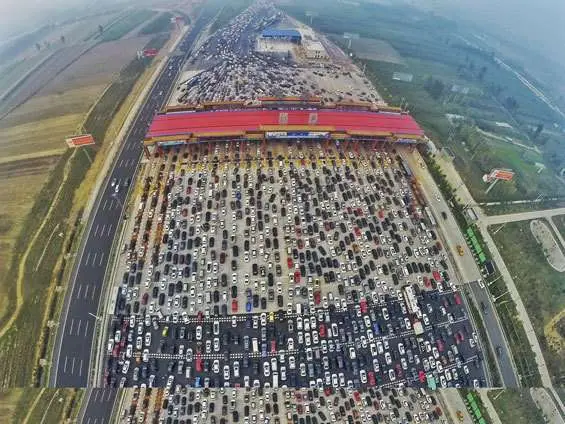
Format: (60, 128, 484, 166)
(145, 108, 424, 140)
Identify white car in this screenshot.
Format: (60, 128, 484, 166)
(359, 370, 367, 384)
(263, 362, 271, 377)
(223, 365, 230, 380)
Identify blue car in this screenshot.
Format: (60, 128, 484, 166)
(194, 376, 201, 388)
(246, 301, 252, 313)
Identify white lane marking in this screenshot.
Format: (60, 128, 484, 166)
(79, 359, 83, 377)
(68, 318, 74, 335)
(76, 285, 82, 299)
(91, 286, 96, 300)
(118, 159, 124, 167)
(100, 224, 106, 237)
(84, 251, 91, 266)
(106, 389, 112, 401)
(63, 356, 68, 373)
(84, 320, 89, 337)
(106, 224, 113, 236)
(102, 199, 108, 211)
(93, 224, 99, 237)
(76, 319, 82, 336)
(71, 357, 76, 374)
(91, 252, 98, 267)
(98, 252, 105, 267)
(83, 285, 90, 299)
(93, 389, 99, 402)
(109, 199, 114, 210)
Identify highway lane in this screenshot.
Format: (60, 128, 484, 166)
(402, 150, 520, 387)
(51, 16, 211, 387)
(468, 281, 518, 387)
(78, 388, 118, 424)
(482, 207, 565, 225)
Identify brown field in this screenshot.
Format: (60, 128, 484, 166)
(0, 42, 97, 119)
(0, 32, 155, 322)
(329, 34, 404, 64)
(0, 156, 60, 318)
(39, 35, 153, 96)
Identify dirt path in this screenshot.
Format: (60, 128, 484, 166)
(0, 149, 76, 339)
(21, 388, 46, 424)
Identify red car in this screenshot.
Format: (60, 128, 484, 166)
(418, 370, 426, 383)
(353, 391, 361, 403)
(231, 299, 238, 313)
(423, 276, 431, 287)
(367, 371, 376, 386)
(287, 258, 293, 269)
(195, 355, 202, 372)
(270, 340, 277, 352)
(294, 271, 301, 284)
(360, 298, 368, 313)
(319, 324, 326, 337)
(314, 291, 321, 305)
(433, 270, 442, 282)
(454, 293, 462, 305)
(197, 311, 203, 323)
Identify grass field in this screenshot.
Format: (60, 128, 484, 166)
(99, 10, 156, 42)
(552, 215, 565, 239)
(0, 388, 82, 424)
(490, 220, 565, 386)
(487, 390, 546, 424)
(140, 12, 174, 35)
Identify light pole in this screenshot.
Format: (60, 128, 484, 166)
(492, 290, 510, 303)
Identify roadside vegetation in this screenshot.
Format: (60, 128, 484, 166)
(490, 220, 565, 386)
(282, 0, 565, 203)
(487, 389, 546, 424)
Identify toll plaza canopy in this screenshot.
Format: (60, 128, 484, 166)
(144, 108, 424, 145)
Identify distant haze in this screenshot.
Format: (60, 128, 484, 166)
(405, 0, 565, 69)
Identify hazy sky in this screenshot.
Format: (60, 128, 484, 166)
(2, 0, 564, 67)
(411, 0, 565, 68)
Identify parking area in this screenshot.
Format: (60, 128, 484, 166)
(120, 386, 445, 424)
(106, 141, 486, 390)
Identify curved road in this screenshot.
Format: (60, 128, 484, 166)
(50, 15, 210, 388)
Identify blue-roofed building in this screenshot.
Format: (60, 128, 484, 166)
(261, 28, 302, 44)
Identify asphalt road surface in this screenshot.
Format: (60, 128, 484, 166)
(106, 289, 485, 390)
(51, 15, 211, 387)
(78, 388, 118, 424)
(468, 281, 518, 387)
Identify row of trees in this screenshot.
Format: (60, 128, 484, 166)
(35, 24, 105, 51)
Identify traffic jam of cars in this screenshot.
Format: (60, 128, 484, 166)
(123, 386, 445, 424)
(105, 141, 486, 391)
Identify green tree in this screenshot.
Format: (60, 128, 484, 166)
(533, 123, 543, 139)
(424, 76, 445, 100)
(504, 96, 519, 111)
